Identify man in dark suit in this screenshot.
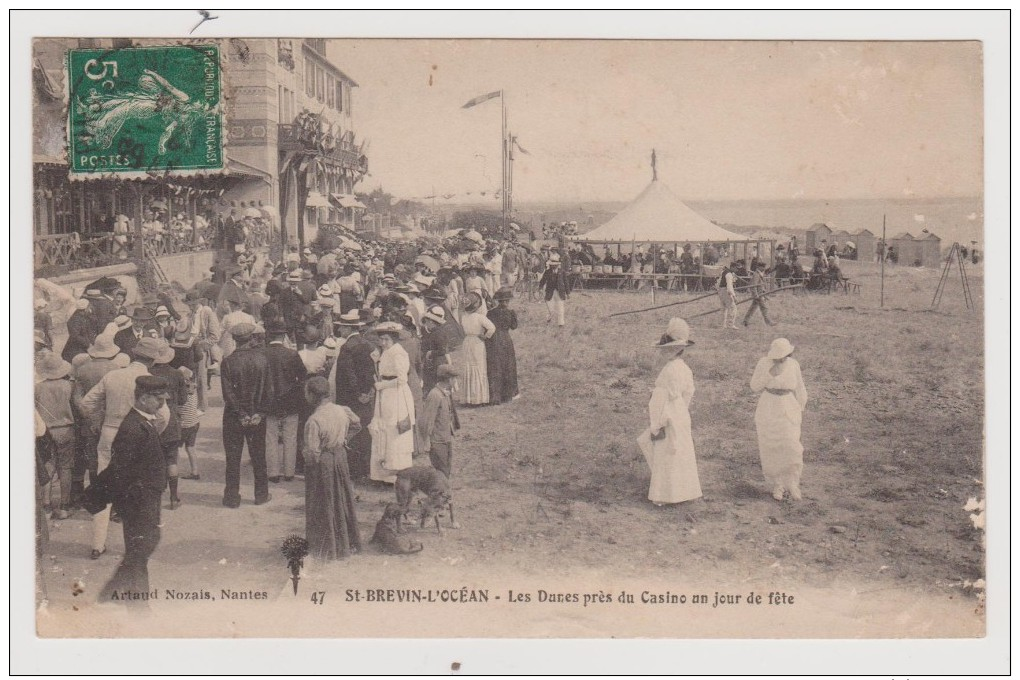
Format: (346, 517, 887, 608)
(333, 310, 376, 479)
(216, 264, 249, 314)
(114, 307, 158, 356)
(262, 321, 307, 482)
(220, 323, 275, 507)
(89, 376, 171, 609)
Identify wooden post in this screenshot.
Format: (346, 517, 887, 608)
(133, 186, 145, 260)
(880, 214, 886, 309)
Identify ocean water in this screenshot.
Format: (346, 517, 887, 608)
(687, 197, 984, 247)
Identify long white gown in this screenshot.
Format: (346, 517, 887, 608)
(369, 343, 416, 483)
(637, 356, 702, 504)
(459, 311, 496, 405)
(750, 356, 808, 492)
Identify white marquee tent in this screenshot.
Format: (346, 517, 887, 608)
(575, 180, 744, 243)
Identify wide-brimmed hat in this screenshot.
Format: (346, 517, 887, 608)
(463, 292, 483, 313)
(177, 365, 194, 381)
(154, 305, 172, 319)
(423, 305, 446, 324)
(547, 253, 561, 266)
(84, 288, 104, 300)
(422, 286, 447, 302)
(493, 286, 514, 301)
(130, 306, 155, 322)
(767, 338, 795, 360)
(131, 336, 164, 360)
(286, 271, 303, 283)
(321, 337, 340, 356)
(87, 333, 121, 359)
(152, 339, 176, 364)
(37, 353, 72, 380)
(373, 321, 405, 338)
(317, 284, 333, 297)
(112, 315, 132, 332)
(337, 310, 364, 326)
(437, 364, 460, 380)
(653, 318, 695, 348)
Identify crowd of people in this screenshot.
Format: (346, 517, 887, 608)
(33, 223, 819, 610)
(33, 228, 550, 606)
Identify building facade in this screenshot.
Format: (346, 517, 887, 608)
(32, 37, 368, 274)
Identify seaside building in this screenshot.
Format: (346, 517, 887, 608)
(33, 38, 368, 284)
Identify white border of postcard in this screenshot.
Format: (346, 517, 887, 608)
(8, 9, 1011, 676)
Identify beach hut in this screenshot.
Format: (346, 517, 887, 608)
(830, 229, 853, 250)
(805, 223, 833, 253)
(889, 232, 918, 265)
(918, 232, 943, 268)
(851, 228, 876, 262)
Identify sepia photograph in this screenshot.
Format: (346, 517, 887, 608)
(12, 9, 1009, 676)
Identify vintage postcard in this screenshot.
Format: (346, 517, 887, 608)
(12, 9, 1009, 676)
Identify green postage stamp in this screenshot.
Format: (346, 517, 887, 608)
(66, 44, 223, 177)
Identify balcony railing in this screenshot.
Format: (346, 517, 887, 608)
(278, 124, 369, 173)
(35, 230, 216, 272)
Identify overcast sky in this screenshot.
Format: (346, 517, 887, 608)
(327, 39, 982, 204)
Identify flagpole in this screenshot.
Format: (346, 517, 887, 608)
(502, 90, 508, 236)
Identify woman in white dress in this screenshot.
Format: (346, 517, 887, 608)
(637, 318, 703, 505)
(462, 265, 490, 315)
(750, 338, 808, 501)
(368, 322, 416, 483)
(459, 292, 496, 405)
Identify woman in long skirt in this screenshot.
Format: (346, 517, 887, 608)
(750, 338, 808, 500)
(369, 322, 416, 483)
(303, 377, 361, 560)
(637, 318, 702, 505)
(485, 287, 520, 404)
(459, 292, 496, 405)
(398, 314, 425, 456)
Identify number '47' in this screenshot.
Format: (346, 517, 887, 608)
(311, 591, 326, 605)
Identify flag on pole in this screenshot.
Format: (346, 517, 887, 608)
(512, 136, 531, 155)
(462, 90, 501, 109)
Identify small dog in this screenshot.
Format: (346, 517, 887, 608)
(371, 504, 424, 555)
(394, 466, 454, 535)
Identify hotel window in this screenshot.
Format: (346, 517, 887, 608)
(305, 58, 314, 97)
(317, 67, 326, 102)
(327, 74, 335, 109)
(336, 81, 344, 112)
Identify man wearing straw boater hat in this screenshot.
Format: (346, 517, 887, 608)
(537, 251, 570, 326)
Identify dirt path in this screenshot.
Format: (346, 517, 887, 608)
(38, 265, 986, 638)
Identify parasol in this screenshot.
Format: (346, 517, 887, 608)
(415, 254, 440, 272)
(844, 241, 856, 249)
